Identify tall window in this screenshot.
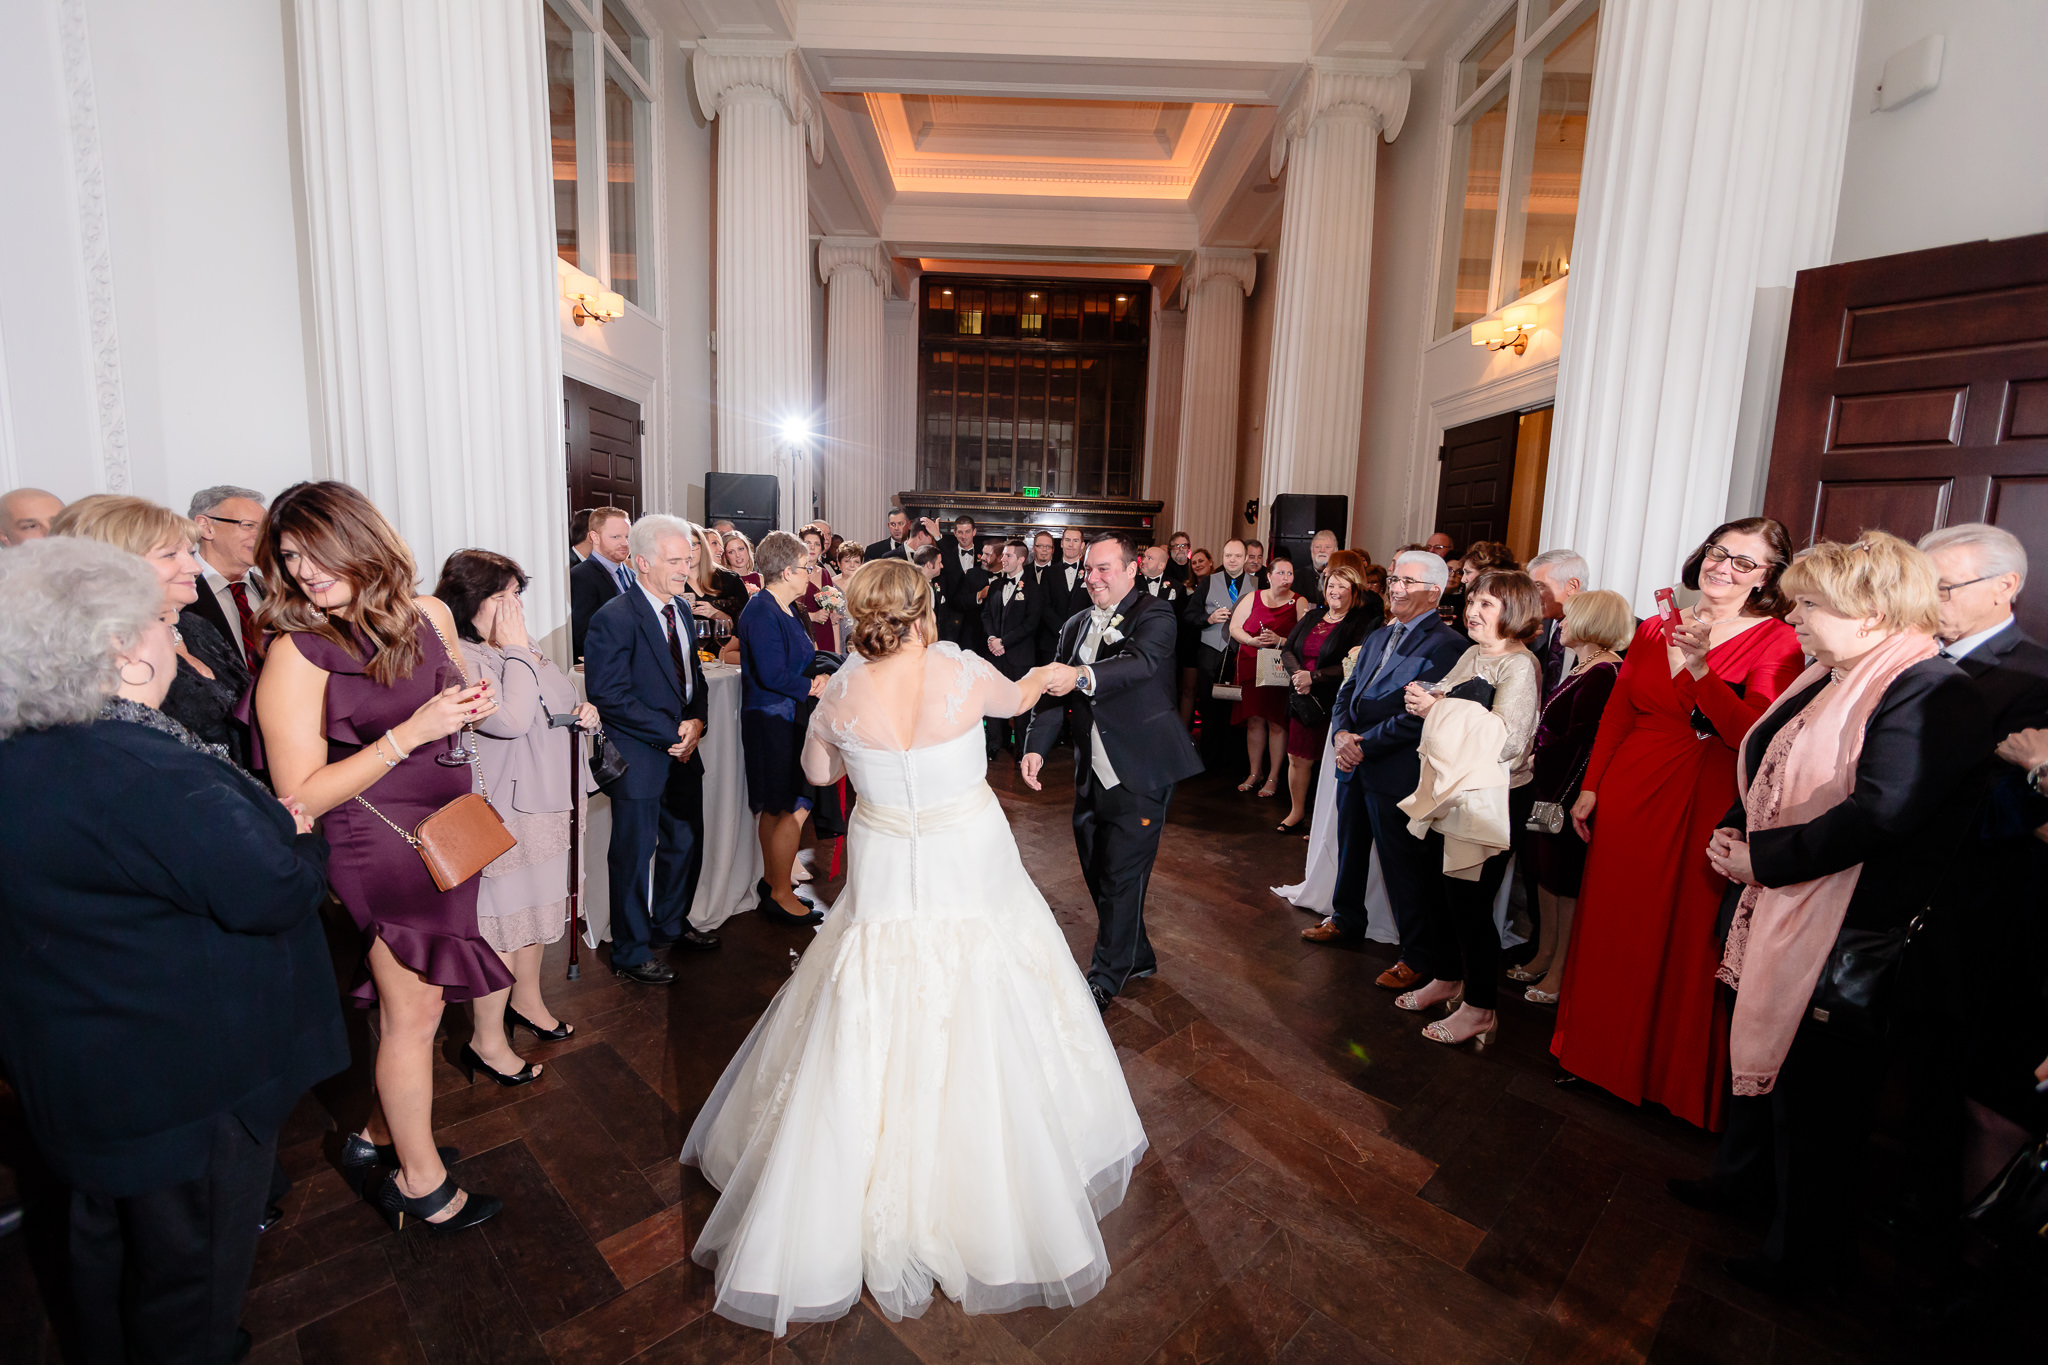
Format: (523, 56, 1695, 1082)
(545, 0, 656, 311)
(1434, 0, 1600, 338)
(918, 279, 1148, 498)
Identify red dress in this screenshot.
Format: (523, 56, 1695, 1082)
(1550, 615, 1804, 1130)
(1233, 592, 1299, 724)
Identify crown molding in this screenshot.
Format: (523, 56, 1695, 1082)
(692, 39, 825, 165)
(1270, 56, 1412, 178)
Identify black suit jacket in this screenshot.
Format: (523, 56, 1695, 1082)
(1726, 659, 1987, 934)
(981, 573, 1043, 680)
(929, 575, 965, 647)
(0, 718, 344, 1196)
(1035, 558, 1090, 657)
(1024, 589, 1204, 794)
(938, 540, 981, 596)
(1328, 612, 1471, 796)
(583, 588, 709, 801)
(865, 537, 909, 563)
(1956, 621, 2048, 741)
(571, 554, 627, 661)
(1280, 601, 1382, 713)
(186, 570, 263, 660)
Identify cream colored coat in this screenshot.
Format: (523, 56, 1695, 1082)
(1397, 697, 1510, 881)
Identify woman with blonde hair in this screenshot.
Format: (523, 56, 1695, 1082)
(54, 494, 252, 769)
(1672, 530, 1986, 1293)
(683, 558, 1145, 1333)
(253, 481, 507, 1233)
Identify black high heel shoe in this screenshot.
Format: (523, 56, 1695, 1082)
(337, 1134, 461, 1195)
(369, 1170, 502, 1234)
(756, 878, 823, 926)
(458, 1042, 541, 1087)
(504, 1005, 574, 1043)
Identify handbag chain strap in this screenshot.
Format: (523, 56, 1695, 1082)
(353, 607, 491, 843)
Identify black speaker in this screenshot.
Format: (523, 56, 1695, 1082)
(705, 471, 778, 542)
(1269, 493, 1347, 571)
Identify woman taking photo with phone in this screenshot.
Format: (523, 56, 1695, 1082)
(254, 482, 510, 1233)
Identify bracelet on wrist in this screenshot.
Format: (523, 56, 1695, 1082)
(384, 728, 412, 759)
(2029, 760, 2048, 796)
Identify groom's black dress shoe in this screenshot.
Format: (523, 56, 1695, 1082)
(652, 927, 721, 951)
(1090, 985, 1114, 1014)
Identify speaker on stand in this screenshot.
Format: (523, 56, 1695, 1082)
(705, 472, 778, 544)
(1268, 494, 1348, 574)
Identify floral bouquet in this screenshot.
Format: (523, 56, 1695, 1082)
(816, 585, 847, 617)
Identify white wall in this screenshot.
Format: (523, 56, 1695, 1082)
(1832, 0, 2048, 264)
(0, 0, 319, 509)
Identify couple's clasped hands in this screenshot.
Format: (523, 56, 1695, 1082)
(1032, 663, 1081, 697)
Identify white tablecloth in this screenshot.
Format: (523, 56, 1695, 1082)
(579, 664, 764, 954)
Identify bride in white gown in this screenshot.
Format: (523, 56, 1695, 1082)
(682, 559, 1148, 1336)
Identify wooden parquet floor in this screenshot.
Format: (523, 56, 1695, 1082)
(0, 750, 1992, 1363)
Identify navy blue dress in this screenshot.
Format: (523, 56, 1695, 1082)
(736, 591, 816, 815)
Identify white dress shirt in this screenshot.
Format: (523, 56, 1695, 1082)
(1076, 606, 1121, 790)
(1945, 616, 2015, 662)
(199, 562, 262, 655)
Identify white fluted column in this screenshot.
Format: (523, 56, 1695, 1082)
(1257, 60, 1410, 517)
(1175, 250, 1257, 547)
(1544, 0, 1859, 611)
(695, 41, 823, 530)
(883, 296, 917, 506)
(1142, 296, 1185, 510)
(818, 237, 890, 540)
(293, 0, 565, 628)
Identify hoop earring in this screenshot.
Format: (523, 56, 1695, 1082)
(119, 659, 156, 686)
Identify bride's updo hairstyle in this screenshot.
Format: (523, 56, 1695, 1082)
(843, 558, 937, 660)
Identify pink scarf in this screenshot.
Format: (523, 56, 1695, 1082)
(1716, 629, 1936, 1095)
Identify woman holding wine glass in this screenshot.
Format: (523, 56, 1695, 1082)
(253, 481, 511, 1234)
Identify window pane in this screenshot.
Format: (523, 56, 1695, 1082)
(955, 352, 985, 491)
(1456, 11, 1516, 104)
(544, 7, 578, 266)
(1504, 3, 1597, 303)
(602, 1, 649, 79)
(924, 282, 956, 335)
(604, 69, 645, 306)
(955, 287, 986, 336)
(1015, 352, 1047, 489)
(985, 352, 1015, 493)
(1047, 357, 1078, 494)
(922, 350, 955, 489)
(1076, 355, 1106, 496)
(1434, 81, 1509, 337)
(1020, 288, 1046, 336)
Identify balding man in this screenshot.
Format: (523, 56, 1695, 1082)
(1424, 531, 1454, 560)
(0, 488, 64, 546)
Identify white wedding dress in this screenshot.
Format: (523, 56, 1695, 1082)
(681, 643, 1148, 1336)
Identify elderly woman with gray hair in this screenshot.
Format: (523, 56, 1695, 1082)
(0, 537, 344, 1360)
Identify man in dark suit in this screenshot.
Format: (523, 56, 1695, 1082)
(569, 507, 595, 567)
(915, 545, 964, 645)
(186, 485, 269, 675)
(1295, 530, 1342, 607)
(982, 538, 1042, 758)
(1023, 533, 1204, 1010)
(1526, 548, 1590, 697)
(570, 506, 633, 661)
(1163, 530, 1197, 594)
(962, 540, 1003, 660)
(940, 514, 981, 591)
(584, 514, 718, 983)
(1035, 526, 1091, 665)
(1302, 551, 1469, 989)
(864, 507, 913, 562)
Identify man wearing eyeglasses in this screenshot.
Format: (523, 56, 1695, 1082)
(1302, 550, 1469, 988)
(187, 485, 269, 674)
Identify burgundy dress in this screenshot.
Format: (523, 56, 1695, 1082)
(1284, 615, 1337, 759)
(1233, 592, 1299, 724)
(292, 621, 514, 1006)
(797, 568, 838, 652)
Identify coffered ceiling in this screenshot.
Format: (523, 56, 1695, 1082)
(665, 0, 1488, 279)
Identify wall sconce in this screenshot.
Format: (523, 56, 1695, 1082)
(562, 268, 624, 326)
(1470, 304, 1538, 355)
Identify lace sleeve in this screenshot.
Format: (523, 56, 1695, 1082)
(801, 662, 859, 783)
(1489, 651, 1541, 765)
(936, 644, 1023, 724)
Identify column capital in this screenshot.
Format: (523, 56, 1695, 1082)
(1182, 248, 1257, 305)
(1270, 58, 1411, 177)
(817, 236, 892, 294)
(692, 40, 824, 165)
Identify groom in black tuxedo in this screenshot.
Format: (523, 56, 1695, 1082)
(1022, 533, 1203, 1011)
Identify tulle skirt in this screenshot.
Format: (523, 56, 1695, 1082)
(680, 786, 1148, 1335)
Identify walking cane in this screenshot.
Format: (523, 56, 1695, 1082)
(548, 713, 585, 981)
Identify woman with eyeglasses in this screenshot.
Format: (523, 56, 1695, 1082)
(1549, 518, 1805, 1131)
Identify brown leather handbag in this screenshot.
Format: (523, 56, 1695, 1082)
(354, 615, 517, 891)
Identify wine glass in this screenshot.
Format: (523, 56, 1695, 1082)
(433, 664, 474, 767)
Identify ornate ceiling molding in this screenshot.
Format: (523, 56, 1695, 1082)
(693, 40, 826, 166)
(1182, 247, 1256, 305)
(57, 0, 129, 493)
(817, 236, 893, 293)
(1269, 57, 1411, 179)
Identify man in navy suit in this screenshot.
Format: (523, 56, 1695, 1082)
(570, 506, 634, 662)
(1302, 551, 1468, 990)
(584, 514, 718, 983)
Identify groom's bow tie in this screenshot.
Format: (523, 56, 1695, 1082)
(1089, 606, 1115, 631)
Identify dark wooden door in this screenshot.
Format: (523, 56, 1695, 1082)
(1435, 411, 1521, 549)
(565, 376, 644, 526)
(1764, 231, 2048, 637)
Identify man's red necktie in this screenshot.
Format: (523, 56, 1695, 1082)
(227, 581, 262, 674)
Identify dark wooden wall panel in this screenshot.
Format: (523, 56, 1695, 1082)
(1764, 232, 2048, 639)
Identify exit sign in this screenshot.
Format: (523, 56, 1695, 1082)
(1022, 486, 1042, 498)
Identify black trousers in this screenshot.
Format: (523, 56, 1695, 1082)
(1418, 784, 1536, 1009)
(68, 1113, 274, 1364)
(1344, 787, 1443, 959)
(607, 766, 702, 967)
(1708, 1019, 1890, 1276)
(1074, 778, 1175, 996)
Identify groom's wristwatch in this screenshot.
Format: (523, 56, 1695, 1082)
(1076, 665, 1096, 696)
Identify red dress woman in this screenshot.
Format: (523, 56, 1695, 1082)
(1551, 520, 1806, 1131)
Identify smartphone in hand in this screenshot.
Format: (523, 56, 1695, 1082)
(1654, 587, 1680, 628)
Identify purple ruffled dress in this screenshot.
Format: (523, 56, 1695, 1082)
(288, 621, 514, 1006)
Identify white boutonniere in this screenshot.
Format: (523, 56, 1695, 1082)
(1102, 614, 1125, 646)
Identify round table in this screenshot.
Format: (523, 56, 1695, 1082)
(578, 663, 765, 954)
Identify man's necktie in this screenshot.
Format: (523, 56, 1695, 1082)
(1367, 621, 1408, 687)
(663, 601, 694, 703)
(1226, 574, 1241, 605)
(615, 563, 635, 595)
(227, 581, 261, 673)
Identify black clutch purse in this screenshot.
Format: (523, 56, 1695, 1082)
(1689, 681, 1746, 740)
(588, 727, 630, 790)
(1287, 689, 1328, 727)
(1806, 915, 1920, 1040)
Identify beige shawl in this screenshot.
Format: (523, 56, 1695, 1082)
(1400, 698, 1510, 881)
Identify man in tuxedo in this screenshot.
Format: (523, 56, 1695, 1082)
(1136, 543, 1184, 606)
(584, 514, 720, 983)
(1526, 549, 1589, 696)
(964, 541, 1003, 659)
(982, 539, 1042, 758)
(569, 507, 595, 566)
(943, 515, 980, 585)
(1302, 552, 1468, 990)
(570, 506, 633, 661)
(915, 545, 964, 646)
(186, 485, 269, 675)
(1023, 533, 1204, 1010)
(1036, 526, 1091, 665)
(864, 508, 913, 562)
